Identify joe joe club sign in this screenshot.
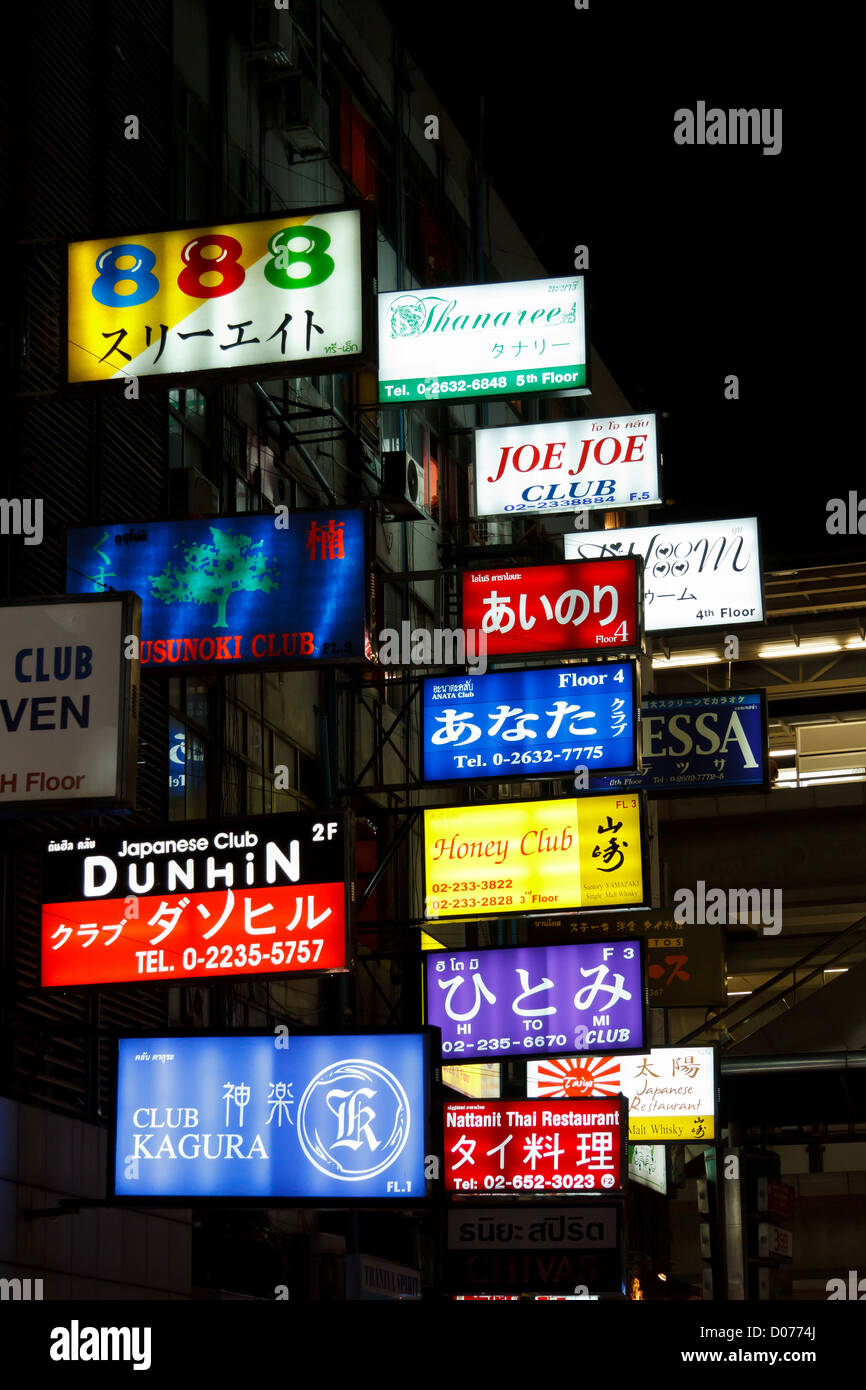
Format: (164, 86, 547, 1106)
(462, 556, 642, 659)
(41, 813, 349, 987)
(444, 1097, 626, 1194)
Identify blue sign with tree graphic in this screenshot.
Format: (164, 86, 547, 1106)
(66, 509, 368, 669)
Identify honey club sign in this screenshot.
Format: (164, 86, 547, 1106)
(41, 813, 349, 987)
(474, 413, 662, 518)
(462, 556, 642, 660)
(423, 795, 646, 920)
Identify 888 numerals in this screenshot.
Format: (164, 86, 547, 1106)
(90, 226, 335, 308)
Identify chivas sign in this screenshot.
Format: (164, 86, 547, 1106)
(447, 1206, 624, 1297)
(474, 413, 661, 518)
(41, 813, 349, 986)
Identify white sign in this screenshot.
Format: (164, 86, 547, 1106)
(527, 1046, 717, 1142)
(628, 1144, 667, 1195)
(0, 595, 139, 812)
(758, 1224, 793, 1260)
(474, 413, 661, 518)
(565, 516, 763, 631)
(378, 275, 587, 404)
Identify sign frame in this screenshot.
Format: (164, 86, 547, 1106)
(461, 555, 644, 662)
(65, 505, 375, 673)
(40, 811, 354, 990)
(0, 591, 140, 819)
(421, 659, 641, 787)
(591, 688, 770, 797)
(446, 1203, 625, 1297)
(66, 201, 378, 391)
(108, 1027, 438, 1208)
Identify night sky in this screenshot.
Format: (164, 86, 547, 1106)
(386, 1, 854, 569)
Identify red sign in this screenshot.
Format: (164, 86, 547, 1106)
(444, 1098, 626, 1194)
(41, 813, 348, 986)
(758, 1177, 795, 1222)
(462, 557, 641, 659)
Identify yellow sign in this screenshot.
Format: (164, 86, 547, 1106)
(423, 795, 644, 920)
(629, 1116, 715, 1142)
(67, 207, 365, 383)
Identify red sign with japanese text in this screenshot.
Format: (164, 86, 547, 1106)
(444, 1097, 626, 1194)
(41, 814, 349, 986)
(461, 556, 641, 659)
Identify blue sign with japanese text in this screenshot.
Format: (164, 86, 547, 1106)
(425, 940, 646, 1062)
(113, 1033, 429, 1200)
(66, 509, 368, 669)
(591, 690, 768, 795)
(423, 662, 638, 783)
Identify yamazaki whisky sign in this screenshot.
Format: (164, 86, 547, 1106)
(474, 413, 662, 518)
(41, 813, 350, 986)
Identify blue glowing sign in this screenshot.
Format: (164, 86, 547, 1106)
(113, 1033, 429, 1201)
(591, 690, 768, 795)
(422, 662, 638, 783)
(66, 509, 368, 669)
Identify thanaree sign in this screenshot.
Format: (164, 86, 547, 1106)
(378, 275, 587, 404)
(0, 594, 139, 815)
(68, 205, 372, 385)
(474, 413, 661, 518)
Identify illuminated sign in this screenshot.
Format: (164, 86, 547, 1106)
(0, 594, 139, 816)
(113, 1032, 429, 1200)
(474, 413, 661, 518)
(543, 912, 727, 1006)
(565, 517, 763, 632)
(41, 813, 349, 987)
(423, 794, 647, 920)
(592, 690, 768, 795)
(66, 509, 369, 669)
(447, 1206, 622, 1297)
(378, 275, 587, 404)
(442, 1065, 502, 1099)
(462, 557, 641, 660)
(443, 1097, 626, 1194)
(425, 941, 646, 1062)
(68, 206, 371, 384)
(423, 661, 639, 784)
(528, 1046, 717, 1142)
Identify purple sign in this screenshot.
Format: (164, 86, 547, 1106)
(425, 940, 646, 1063)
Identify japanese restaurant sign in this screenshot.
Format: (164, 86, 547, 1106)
(528, 1046, 717, 1142)
(423, 795, 647, 920)
(565, 516, 763, 632)
(378, 274, 587, 404)
(423, 660, 639, 784)
(41, 813, 349, 987)
(66, 509, 369, 669)
(531, 912, 727, 1007)
(474, 412, 661, 518)
(424, 941, 647, 1062)
(444, 1097, 626, 1193)
(112, 1032, 429, 1201)
(68, 205, 371, 384)
(462, 556, 641, 659)
(591, 690, 768, 795)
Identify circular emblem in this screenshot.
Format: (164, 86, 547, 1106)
(297, 1058, 411, 1182)
(389, 294, 426, 338)
(601, 1172, 616, 1189)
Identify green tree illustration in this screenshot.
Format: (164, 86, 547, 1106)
(149, 528, 279, 629)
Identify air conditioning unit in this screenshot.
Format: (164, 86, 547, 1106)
(268, 75, 330, 157)
(246, 1, 297, 68)
(382, 450, 430, 521)
(168, 467, 220, 518)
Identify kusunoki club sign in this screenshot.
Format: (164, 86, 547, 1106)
(443, 1097, 626, 1194)
(423, 794, 647, 921)
(424, 940, 647, 1062)
(473, 413, 662, 518)
(112, 1033, 429, 1201)
(66, 509, 369, 670)
(377, 275, 587, 404)
(565, 517, 763, 632)
(41, 814, 349, 987)
(67, 205, 371, 384)
(461, 556, 642, 660)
